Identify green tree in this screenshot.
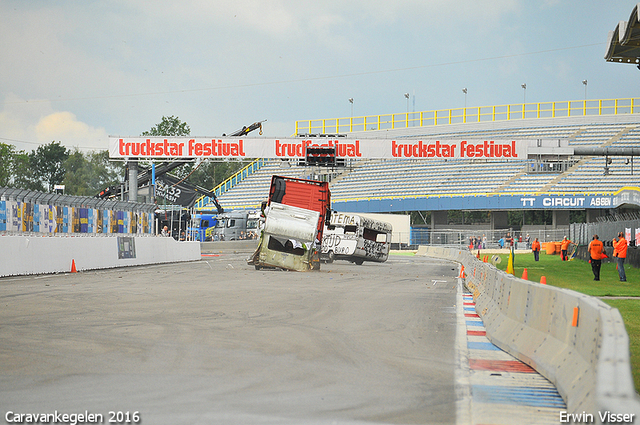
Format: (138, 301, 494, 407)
(62, 150, 125, 196)
(142, 115, 190, 137)
(87, 150, 125, 194)
(62, 149, 91, 195)
(30, 141, 69, 192)
(11, 151, 42, 191)
(141, 115, 193, 181)
(0, 143, 15, 187)
(188, 159, 252, 190)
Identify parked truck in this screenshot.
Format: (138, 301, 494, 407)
(248, 175, 331, 271)
(211, 209, 260, 241)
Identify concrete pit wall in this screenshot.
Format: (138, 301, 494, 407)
(0, 235, 200, 277)
(418, 246, 640, 420)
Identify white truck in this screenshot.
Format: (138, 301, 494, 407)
(212, 209, 260, 241)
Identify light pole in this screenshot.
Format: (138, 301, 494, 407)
(348, 98, 354, 117)
(462, 88, 468, 123)
(521, 83, 527, 104)
(582, 80, 588, 101)
(404, 93, 410, 126)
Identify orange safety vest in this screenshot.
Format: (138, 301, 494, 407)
(589, 239, 604, 260)
(613, 237, 628, 259)
(531, 241, 541, 252)
(561, 239, 571, 250)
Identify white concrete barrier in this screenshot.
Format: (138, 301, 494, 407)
(0, 235, 200, 276)
(418, 246, 640, 420)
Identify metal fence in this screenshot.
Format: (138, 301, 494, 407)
(571, 213, 640, 246)
(0, 187, 157, 236)
(406, 228, 570, 249)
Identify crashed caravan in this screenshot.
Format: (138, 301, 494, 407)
(248, 176, 330, 271)
(321, 212, 392, 265)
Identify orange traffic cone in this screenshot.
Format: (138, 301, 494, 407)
(459, 266, 465, 279)
(521, 268, 528, 280)
(71, 259, 77, 273)
(483, 255, 488, 263)
(540, 275, 546, 285)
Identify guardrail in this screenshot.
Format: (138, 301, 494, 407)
(418, 246, 640, 418)
(295, 97, 640, 135)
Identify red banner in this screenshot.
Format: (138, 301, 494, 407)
(109, 136, 530, 159)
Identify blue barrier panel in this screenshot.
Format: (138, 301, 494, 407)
(103, 210, 109, 233)
(80, 208, 88, 233)
(87, 208, 94, 233)
(62, 207, 70, 233)
(0, 200, 6, 231)
(117, 211, 124, 233)
(33, 204, 40, 233)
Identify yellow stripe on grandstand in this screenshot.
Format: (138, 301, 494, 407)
(613, 186, 640, 195)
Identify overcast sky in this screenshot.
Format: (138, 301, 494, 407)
(1, 1, 638, 153)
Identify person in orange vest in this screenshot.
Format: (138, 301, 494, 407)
(613, 232, 628, 282)
(560, 236, 572, 261)
(588, 234, 605, 281)
(531, 237, 541, 262)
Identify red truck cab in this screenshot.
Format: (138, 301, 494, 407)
(249, 176, 331, 271)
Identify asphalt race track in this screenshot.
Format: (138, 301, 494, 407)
(0, 246, 461, 424)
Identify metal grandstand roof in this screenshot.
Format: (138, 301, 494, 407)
(605, 3, 640, 65)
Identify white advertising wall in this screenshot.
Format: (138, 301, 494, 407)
(0, 235, 200, 277)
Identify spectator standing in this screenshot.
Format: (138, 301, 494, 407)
(588, 235, 604, 281)
(506, 233, 514, 248)
(613, 232, 628, 282)
(161, 225, 170, 237)
(531, 238, 541, 262)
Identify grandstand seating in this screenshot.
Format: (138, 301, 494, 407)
(208, 117, 640, 211)
(614, 127, 640, 148)
(213, 160, 310, 209)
